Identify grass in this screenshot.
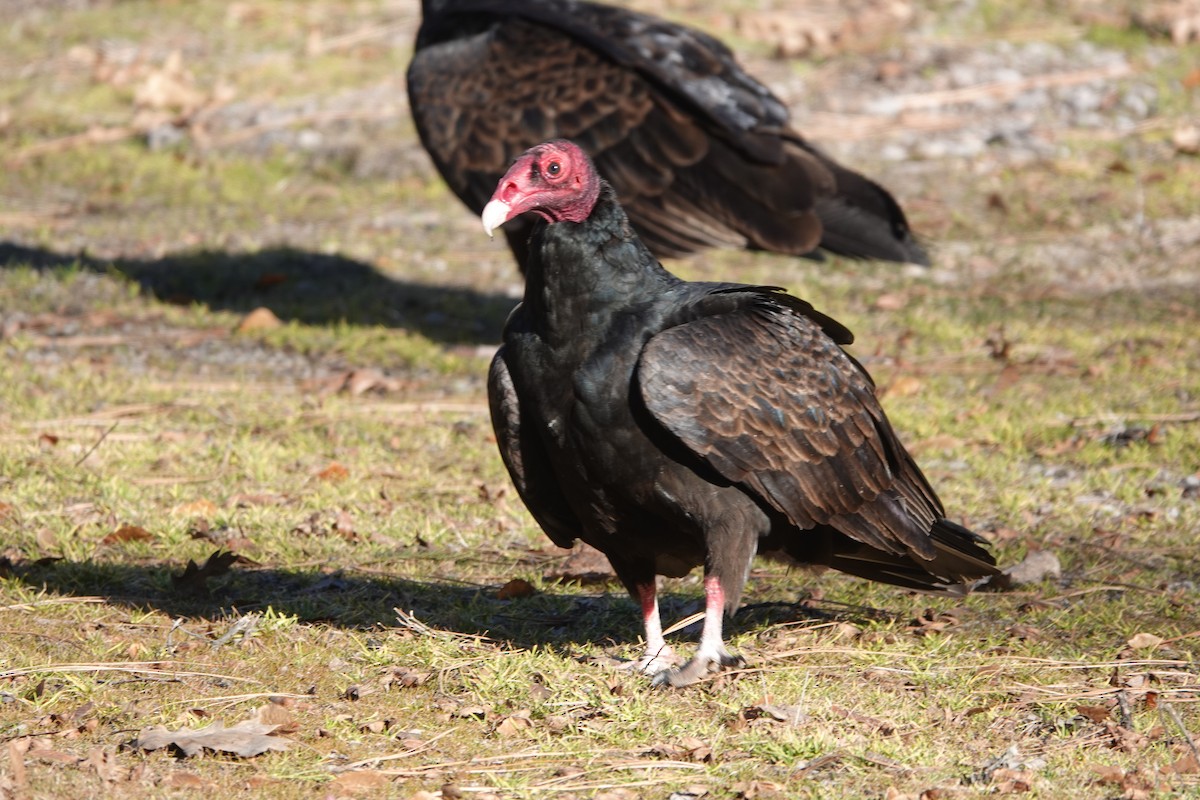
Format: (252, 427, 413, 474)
(2, 0, 1200, 798)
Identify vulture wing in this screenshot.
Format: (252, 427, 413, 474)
(488, 347, 581, 549)
(637, 290, 947, 561)
(409, 0, 926, 264)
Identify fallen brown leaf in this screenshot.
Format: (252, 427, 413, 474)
(883, 375, 923, 398)
(497, 577, 536, 600)
(1076, 705, 1112, 724)
(250, 703, 299, 735)
(85, 747, 122, 784)
(1168, 754, 1200, 774)
(1001, 550, 1061, 587)
(990, 767, 1034, 792)
(495, 713, 534, 738)
(316, 462, 350, 482)
(134, 719, 293, 757)
(172, 499, 218, 517)
(1126, 632, 1164, 650)
(236, 307, 282, 332)
(1088, 763, 1125, 784)
(102, 524, 155, 545)
(330, 770, 389, 793)
(544, 541, 616, 585)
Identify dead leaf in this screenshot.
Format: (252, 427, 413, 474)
(873, 292, 908, 311)
(38, 432, 59, 446)
(343, 368, 397, 396)
(35, 528, 59, 551)
(330, 770, 389, 793)
(316, 462, 350, 482)
(162, 773, 209, 789)
(250, 703, 299, 735)
(1126, 632, 1164, 650)
(544, 541, 616, 585)
(1168, 753, 1200, 774)
(334, 510, 357, 540)
(495, 713, 534, 738)
(85, 747, 121, 783)
(1001, 550, 1061, 586)
(679, 736, 713, 762)
(990, 767, 1034, 792)
(7, 738, 29, 790)
(134, 719, 292, 757)
(1089, 763, 1125, 784)
(1104, 720, 1150, 752)
(742, 703, 808, 726)
(453, 705, 488, 720)
(883, 375, 923, 398)
(101, 524, 155, 545)
(172, 549, 241, 594)
(236, 307, 282, 332)
(908, 608, 960, 635)
(172, 499, 218, 517)
(231, 492, 288, 507)
(133, 51, 205, 112)
(382, 666, 429, 690)
(497, 577, 536, 600)
(1076, 705, 1112, 724)
(1172, 124, 1200, 155)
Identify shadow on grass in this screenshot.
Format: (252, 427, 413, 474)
(0, 241, 517, 345)
(3, 554, 856, 651)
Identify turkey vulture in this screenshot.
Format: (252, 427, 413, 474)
(483, 140, 996, 686)
(410, 0, 929, 272)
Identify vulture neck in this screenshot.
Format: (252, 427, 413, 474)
(522, 184, 677, 346)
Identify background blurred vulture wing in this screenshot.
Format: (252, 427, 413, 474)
(410, 0, 928, 266)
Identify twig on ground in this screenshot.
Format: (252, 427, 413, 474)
(333, 727, 458, 771)
(1164, 702, 1200, 765)
(75, 421, 118, 466)
(1116, 690, 1134, 728)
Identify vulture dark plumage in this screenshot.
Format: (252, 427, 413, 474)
(483, 140, 996, 686)
(410, 0, 929, 272)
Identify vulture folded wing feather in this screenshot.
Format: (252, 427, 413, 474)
(638, 296, 942, 558)
(488, 349, 581, 549)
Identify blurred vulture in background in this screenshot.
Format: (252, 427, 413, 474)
(409, 0, 929, 272)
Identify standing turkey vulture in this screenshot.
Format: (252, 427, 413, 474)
(410, 0, 929, 272)
(483, 140, 996, 686)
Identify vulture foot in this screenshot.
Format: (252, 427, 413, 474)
(651, 650, 744, 688)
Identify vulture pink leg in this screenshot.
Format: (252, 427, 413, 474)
(623, 581, 680, 674)
(653, 575, 744, 687)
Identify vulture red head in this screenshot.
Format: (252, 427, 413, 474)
(481, 140, 601, 236)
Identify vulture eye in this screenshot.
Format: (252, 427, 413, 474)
(547, 160, 561, 176)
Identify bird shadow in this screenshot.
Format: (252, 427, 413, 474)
(0, 241, 517, 345)
(0, 553, 870, 653)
